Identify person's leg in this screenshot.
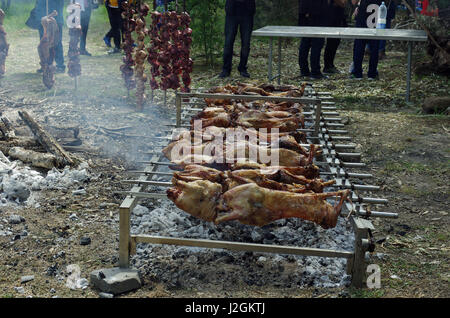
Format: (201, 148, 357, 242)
(110, 8, 122, 49)
(80, 8, 91, 52)
(55, 23, 65, 69)
(324, 38, 340, 70)
(310, 37, 325, 75)
(105, 6, 114, 39)
(352, 39, 365, 78)
(222, 15, 239, 74)
(367, 40, 380, 78)
(299, 37, 312, 76)
(237, 15, 254, 74)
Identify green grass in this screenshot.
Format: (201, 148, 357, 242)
(4, 2, 35, 32)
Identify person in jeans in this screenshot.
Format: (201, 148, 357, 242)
(298, 0, 330, 80)
(219, 0, 256, 78)
(323, 0, 347, 74)
(351, 0, 382, 80)
(71, 0, 97, 56)
(34, 0, 65, 73)
(104, 0, 123, 54)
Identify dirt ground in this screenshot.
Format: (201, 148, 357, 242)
(0, 7, 449, 298)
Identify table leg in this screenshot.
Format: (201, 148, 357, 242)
(278, 37, 281, 85)
(406, 41, 412, 102)
(268, 38, 273, 82)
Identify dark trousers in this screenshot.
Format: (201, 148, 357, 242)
(324, 38, 340, 69)
(39, 23, 64, 68)
(298, 37, 325, 75)
(352, 39, 380, 78)
(80, 7, 92, 51)
(222, 14, 254, 73)
(106, 6, 122, 49)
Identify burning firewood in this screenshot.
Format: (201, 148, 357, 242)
(38, 11, 59, 89)
(18, 110, 75, 168)
(0, 9, 9, 78)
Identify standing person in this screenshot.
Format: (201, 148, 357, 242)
(32, 0, 65, 73)
(298, 0, 330, 80)
(104, 0, 123, 54)
(350, 0, 383, 80)
(378, 0, 396, 59)
(323, 0, 348, 74)
(71, 0, 98, 56)
(218, 0, 256, 78)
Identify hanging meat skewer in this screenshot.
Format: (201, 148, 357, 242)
(134, 2, 150, 111)
(147, 9, 193, 96)
(0, 9, 9, 78)
(67, 21, 82, 80)
(120, 1, 136, 92)
(38, 11, 59, 89)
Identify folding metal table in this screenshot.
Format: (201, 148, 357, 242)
(252, 26, 428, 102)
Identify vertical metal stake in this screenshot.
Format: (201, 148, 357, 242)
(176, 92, 182, 128)
(268, 37, 273, 82)
(314, 99, 322, 137)
(406, 41, 412, 102)
(277, 37, 281, 85)
(164, 89, 167, 107)
(119, 207, 131, 268)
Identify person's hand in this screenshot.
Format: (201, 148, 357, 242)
(352, 7, 359, 19)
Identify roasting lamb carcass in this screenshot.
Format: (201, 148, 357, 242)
(167, 178, 223, 222)
(38, 11, 59, 89)
(216, 184, 349, 229)
(0, 9, 9, 78)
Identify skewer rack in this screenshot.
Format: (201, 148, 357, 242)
(117, 85, 397, 288)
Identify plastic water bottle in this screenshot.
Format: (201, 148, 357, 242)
(377, 2, 387, 29)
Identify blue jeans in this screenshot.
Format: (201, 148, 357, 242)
(222, 14, 254, 73)
(352, 39, 380, 78)
(39, 23, 64, 69)
(298, 37, 325, 75)
(379, 18, 392, 52)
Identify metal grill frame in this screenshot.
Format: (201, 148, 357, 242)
(117, 86, 397, 288)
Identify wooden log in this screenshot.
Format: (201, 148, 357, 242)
(0, 117, 15, 140)
(8, 147, 56, 169)
(18, 110, 74, 167)
(0, 136, 40, 155)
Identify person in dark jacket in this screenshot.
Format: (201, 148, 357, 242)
(351, 0, 383, 79)
(219, 0, 256, 78)
(323, 0, 347, 74)
(34, 0, 65, 73)
(298, 0, 330, 79)
(104, 0, 123, 54)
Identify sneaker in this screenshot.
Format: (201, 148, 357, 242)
(218, 70, 230, 78)
(348, 62, 355, 74)
(56, 66, 66, 74)
(108, 48, 121, 54)
(80, 50, 92, 56)
(309, 73, 328, 80)
(239, 70, 250, 78)
(323, 66, 340, 74)
(349, 74, 363, 80)
(103, 36, 111, 48)
(368, 75, 379, 81)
